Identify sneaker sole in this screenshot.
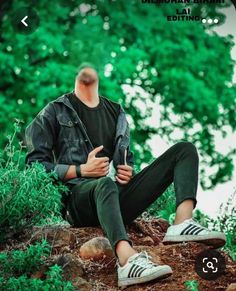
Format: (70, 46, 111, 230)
(162, 233, 226, 248)
(118, 266, 173, 287)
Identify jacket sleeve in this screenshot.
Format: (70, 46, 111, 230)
(126, 146, 134, 167)
(24, 103, 70, 180)
(126, 145, 136, 175)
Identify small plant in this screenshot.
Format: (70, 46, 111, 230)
(193, 209, 210, 228)
(0, 122, 74, 289)
(147, 183, 176, 223)
(184, 279, 198, 291)
(0, 240, 50, 278)
(193, 190, 236, 261)
(0, 266, 74, 290)
(0, 121, 69, 242)
(210, 190, 236, 261)
(0, 240, 74, 290)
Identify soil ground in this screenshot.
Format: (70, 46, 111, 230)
(1, 218, 235, 291)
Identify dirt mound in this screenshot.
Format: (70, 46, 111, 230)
(3, 217, 236, 290)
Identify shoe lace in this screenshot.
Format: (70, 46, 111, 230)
(133, 251, 158, 269)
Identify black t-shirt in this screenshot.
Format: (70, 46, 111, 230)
(68, 92, 120, 161)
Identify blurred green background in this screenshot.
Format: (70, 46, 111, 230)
(0, 0, 236, 190)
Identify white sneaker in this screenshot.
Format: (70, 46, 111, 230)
(162, 218, 226, 248)
(117, 251, 172, 287)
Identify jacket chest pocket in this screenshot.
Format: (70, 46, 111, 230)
(57, 115, 80, 142)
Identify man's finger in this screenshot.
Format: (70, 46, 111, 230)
(100, 166, 109, 172)
(89, 145, 104, 157)
(115, 175, 129, 184)
(117, 164, 133, 171)
(96, 156, 109, 162)
(94, 158, 109, 167)
(117, 173, 130, 181)
(117, 168, 132, 177)
(95, 160, 109, 167)
(100, 161, 110, 168)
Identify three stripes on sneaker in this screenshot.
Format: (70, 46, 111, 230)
(127, 264, 147, 278)
(180, 223, 205, 236)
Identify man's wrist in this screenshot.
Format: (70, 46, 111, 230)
(77, 164, 86, 177)
(76, 165, 82, 177)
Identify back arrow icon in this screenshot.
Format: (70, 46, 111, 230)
(21, 16, 28, 27)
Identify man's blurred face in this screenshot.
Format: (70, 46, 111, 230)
(77, 67, 98, 86)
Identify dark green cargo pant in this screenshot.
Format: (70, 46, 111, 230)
(66, 142, 199, 255)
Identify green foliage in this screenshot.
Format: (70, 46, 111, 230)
(0, 127, 73, 289)
(193, 209, 210, 228)
(0, 240, 74, 290)
(1, 269, 74, 291)
(0, 240, 50, 278)
(184, 280, 199, 291)
(192, 191, 236, 261)
(210, 190, 236, 260)
(36, 214, 69, 227)
(0, 1, 235, 189)
(147, 184, 176, 223)
(0, 123, 68, 242)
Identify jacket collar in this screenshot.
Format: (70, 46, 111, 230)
(54, 91, 75, 112)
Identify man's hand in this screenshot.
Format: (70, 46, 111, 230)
(80, 145, 110, 177)
(115, 165, 133, 185)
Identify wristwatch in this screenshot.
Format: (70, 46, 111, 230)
(76, 165, 81, 177)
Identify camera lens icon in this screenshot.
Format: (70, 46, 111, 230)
(207, 261, 213, 268)
(202, 257, 218, 273)
(195, 250, 226, 280)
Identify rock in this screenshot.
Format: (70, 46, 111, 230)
(31, 253, 84, 282)
(79, 237, 114, 260)
(227, 284, 236, 291)
(54, 253, 84, 280)
(31, 227, 77, 250)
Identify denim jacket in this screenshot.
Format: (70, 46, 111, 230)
(25, 92, 134, 188)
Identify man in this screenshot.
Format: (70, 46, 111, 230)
(25, 63, 226, 288)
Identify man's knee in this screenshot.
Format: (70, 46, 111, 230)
(175, 141, 199, 157)
(96, 176, 117, 191)
(99, 176, 115, 185)
(94, 177, 119, 201)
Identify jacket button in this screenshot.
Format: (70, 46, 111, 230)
(68, 121, 73, 126)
